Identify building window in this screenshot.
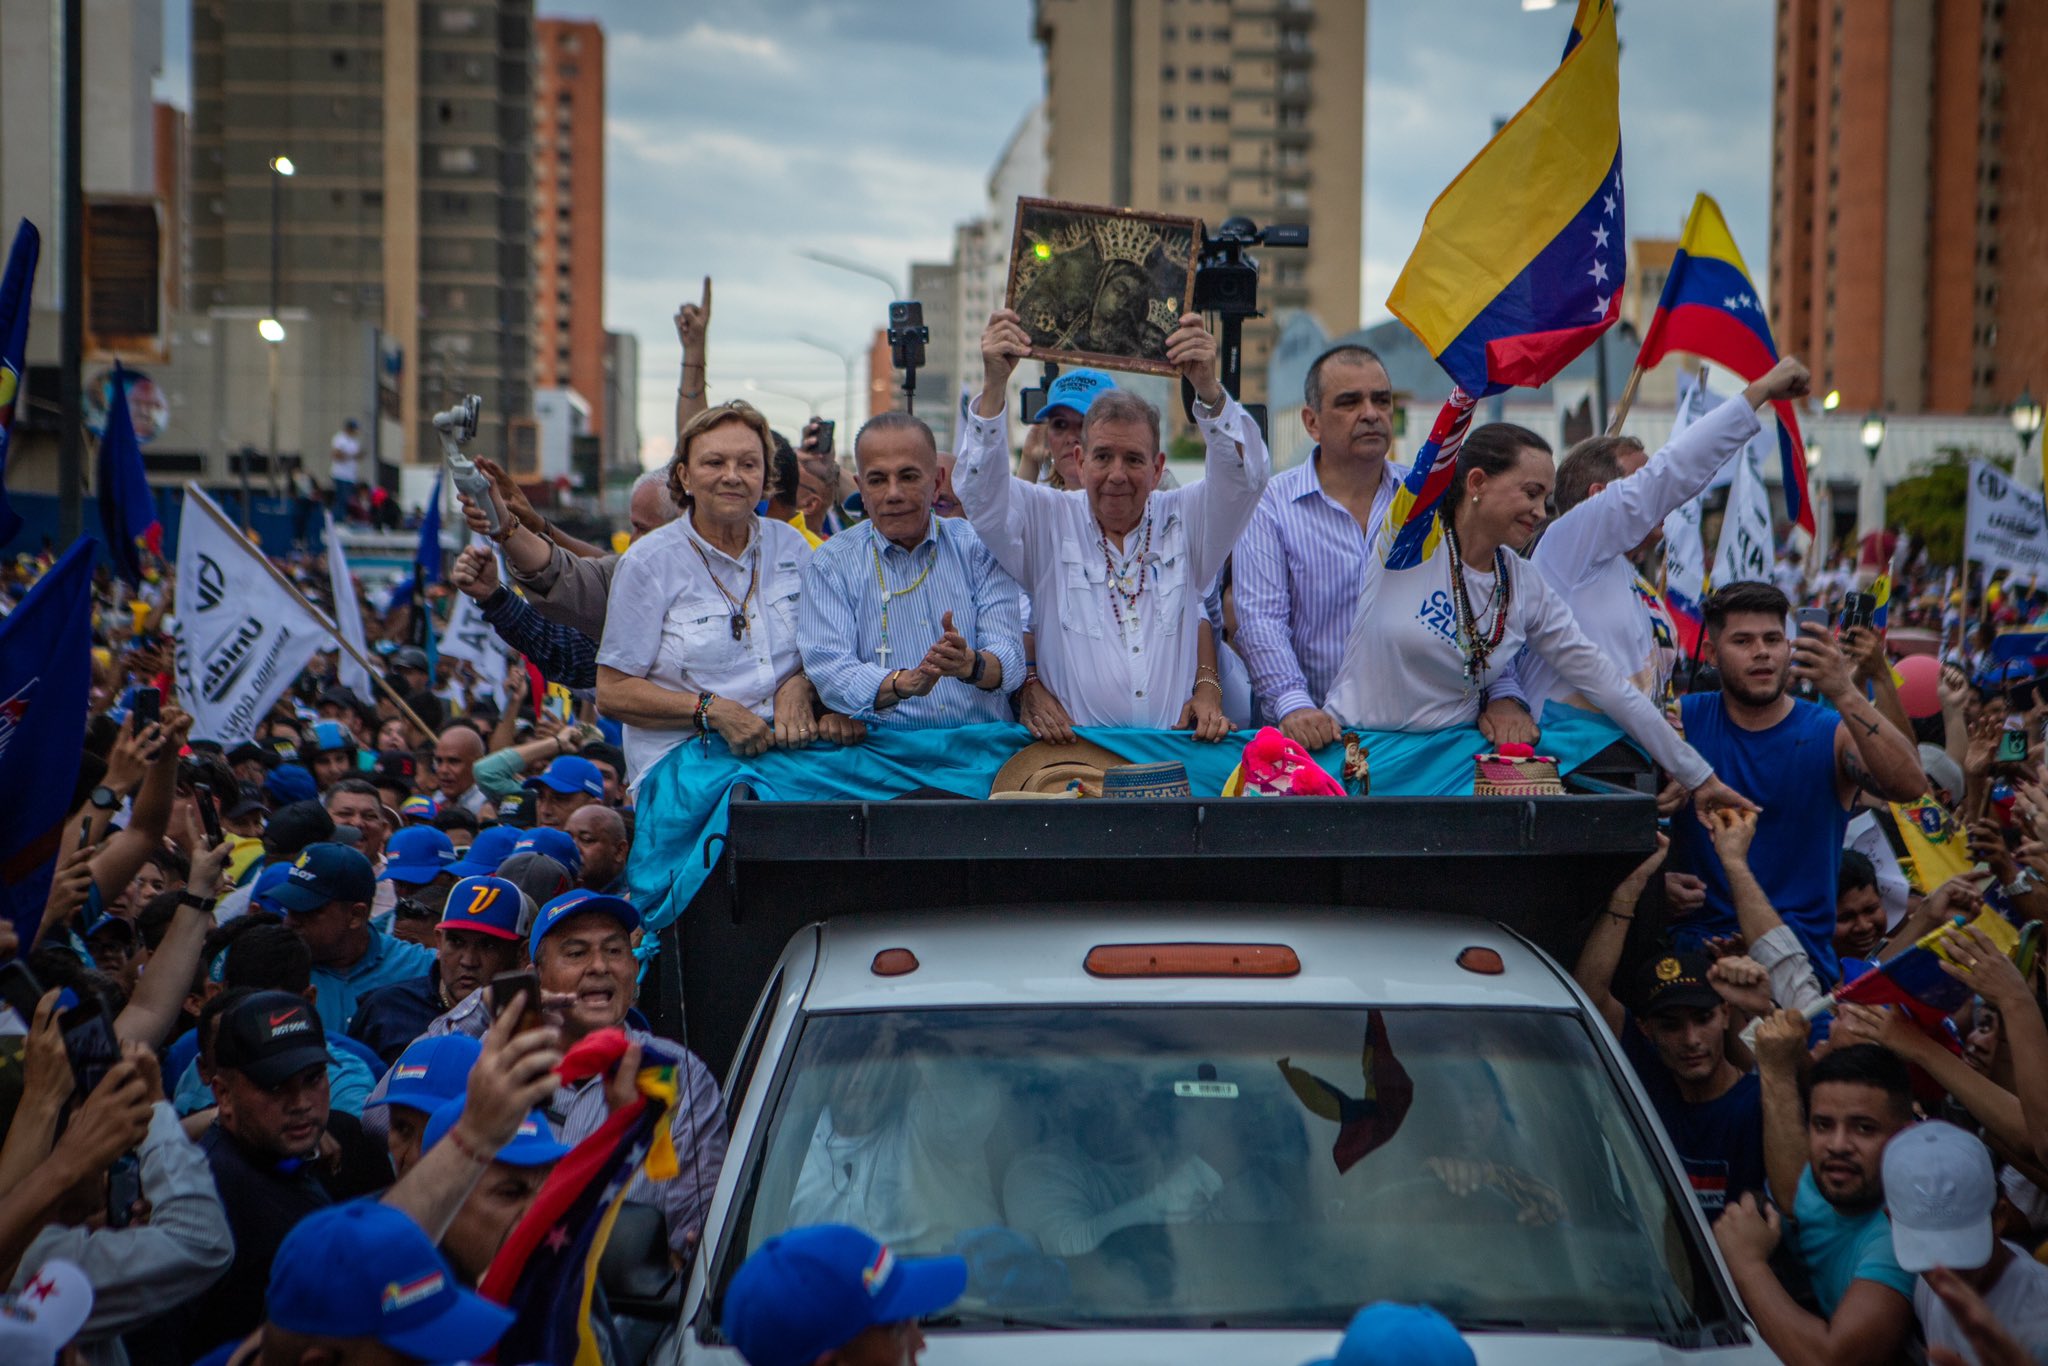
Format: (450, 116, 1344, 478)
(1161, 145, 1177, 160)
(1210, 106, 1229, 121)
(1188, 146, 1203, 162)
(1188, 106, 1203, 122)
(437, 6, 479, 33)
(1189, 67, 1204, 83)
(1188, 186, 1203, 202)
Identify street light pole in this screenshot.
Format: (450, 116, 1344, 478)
(2012, 387, 2044, 499)
(795, 334, 861, 441)
(794, 250, 903, 300)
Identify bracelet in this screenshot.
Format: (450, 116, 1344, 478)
(694, 692, 716, 752)
(179, 891, 218, 913)
(1193, 677, 1223, 697)
(443, 1124, 492, 1167)
(886, 670, 903, 700)
(1603, 911, 1634, 923)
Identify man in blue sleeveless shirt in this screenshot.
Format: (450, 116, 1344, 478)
(1670, 582, 1926, 984)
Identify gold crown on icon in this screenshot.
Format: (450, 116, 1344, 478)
(1148, 298, 1180, 335)
(1093, 217, 1162, 267)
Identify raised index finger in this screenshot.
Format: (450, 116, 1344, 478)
(701, 275, 712, 314)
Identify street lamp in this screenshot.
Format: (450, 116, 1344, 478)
(257, 318, 286, 534)
(2014, 388, 2044, 456)
(794, 334, 863, 440)
(1860, 413, 1886, 463)
(266, 153, 294, 508)
(794, 250, 903, 300)
(1823, 389, 1842, 411)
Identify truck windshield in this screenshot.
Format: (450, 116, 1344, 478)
(718, 1005, 1724, 1337)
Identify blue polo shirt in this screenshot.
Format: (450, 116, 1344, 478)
(1789, 1167, 1915, 1314)
(307, 927, 436, 1037)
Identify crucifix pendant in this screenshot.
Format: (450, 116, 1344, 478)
(877, 640, 891, 667)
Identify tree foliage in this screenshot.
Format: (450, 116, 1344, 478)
(1886, 448, 2012, 568)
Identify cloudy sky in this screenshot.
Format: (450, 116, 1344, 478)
(163, 0, 1777, 463)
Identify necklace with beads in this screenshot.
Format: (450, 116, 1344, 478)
(1098, 510, 1154, 635)
(1441, 517, 1512, 700)
(870, 533, 937, 669)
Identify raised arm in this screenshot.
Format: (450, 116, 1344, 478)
(1705, 808, 1829, 1014)
(1795, 625, 1926, 804)
(956, 311, 1063, 587)
(115, 839, 231, 1048)
(1166, 316, 1271, 590)
(1572, 837, 1669, 1035)
(675, 278, 711, 438)
(1752, 1008, 1811, 1215)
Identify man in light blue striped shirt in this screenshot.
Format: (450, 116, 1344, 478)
(799, 412, 1026, 727)
(1234, 345, 1537, 748)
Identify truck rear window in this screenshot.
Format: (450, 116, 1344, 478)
(715, 1005, 1730, 1338)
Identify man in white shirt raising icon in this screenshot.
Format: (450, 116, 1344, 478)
(953, 307, 1270, 728)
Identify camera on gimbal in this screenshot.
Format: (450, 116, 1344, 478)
(887, 300, 929, 412)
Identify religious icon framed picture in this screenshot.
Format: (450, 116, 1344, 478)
(1004, 197, 1202, 377)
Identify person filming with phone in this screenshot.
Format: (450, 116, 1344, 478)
(422, 889, 727, 1256)
(1667, 582, 1928, 986)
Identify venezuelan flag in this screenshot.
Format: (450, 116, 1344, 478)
(1379, 391, 1477, 570)
(1836, 909, 2021, 1034)
(1387, 0, 1624, 400)
(1634, 194, 1814, 534)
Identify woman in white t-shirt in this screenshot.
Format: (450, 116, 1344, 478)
(1324, 421, 1752, 813)
(596, 401, 860, 788)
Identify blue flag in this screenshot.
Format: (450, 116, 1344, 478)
(415, 470, 444, 582)
(0, 219, 40, 547)
(97, 362, 162, 584)
(0, 539, 96, 941)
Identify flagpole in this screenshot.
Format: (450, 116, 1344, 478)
(1605, 363, 1645, 435)
(181, 485, 437, 741)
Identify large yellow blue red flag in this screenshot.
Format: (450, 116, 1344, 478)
(1633, 193, 1814, 534)
(1380, 0, 1623, 568)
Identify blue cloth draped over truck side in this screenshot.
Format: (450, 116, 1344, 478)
(623, 707, 1631, 941)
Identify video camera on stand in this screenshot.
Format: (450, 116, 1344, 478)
(887, 301, 930, 414)
(433, 394, 497, 536)
(1021, 215, 1307, 441)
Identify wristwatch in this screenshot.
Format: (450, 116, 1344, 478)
(2002, 869, 2037, 899)
(179, 891, 218, 914)
(89, 785, 119, 812)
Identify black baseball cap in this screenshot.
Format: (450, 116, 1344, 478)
(215, 990, 329, 1087)
(492, 791, 535, 829)
(228, 741, 280, 771)
(1631, 950, 1723, 1017)
(266, 800, 359, 857)
(373, 751, 419, 793)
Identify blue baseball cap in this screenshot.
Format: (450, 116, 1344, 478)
(529, 889, 638, 959)
(437, 875, 531, 943)
(522, 755, 605, 799)
(398, 794, 438, 822)
(444, 824, 523, 879)
(270, 842, 378, 914)
(265, 763, 318, 806)
(424, 1096, 569, 1168)
(1039, 368, 1116, 420)
(367, 1034, 481, 1116)
(248, 861, 295, 916)
(511, 827, 582, 876)
(723, 1225, 967, 1366)
(1304, 1303, 1475, 1366)
(266, 1201, 512, 1360)
(381, 826, 457, 884)
(310, 720, 355, 754)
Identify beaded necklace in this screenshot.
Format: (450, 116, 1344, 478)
(871, 531, 937, 669)
(1441, 517, 1512, 699)
(689, 536, 758, 641)
(1098, 509, 1154, 635)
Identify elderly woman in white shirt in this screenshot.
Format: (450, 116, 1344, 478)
(1324, 421, 1754, 816)
(596, 401, 860, 789)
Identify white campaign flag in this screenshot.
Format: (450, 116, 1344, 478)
(1713, 442, 1775, 590)
(1964, 459, 2048, 581)
(439, 536, 510, 708)
(1662, 372, 1716, 612)
(325, 512, 372, 700)
(174, 485, 331, 744)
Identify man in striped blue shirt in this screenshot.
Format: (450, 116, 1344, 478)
(1234, 345, 1538, 749)
(798, 412, 1026, 728)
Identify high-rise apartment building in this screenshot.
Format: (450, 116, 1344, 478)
(533, 19, 604, 445)
(189, 0, 535, 467)
(1032, 0, 1365, 407)
(1770, 0, 2045, 415)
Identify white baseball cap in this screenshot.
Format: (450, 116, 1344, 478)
(1882, 1121, 1997, 1273)
(0, 1259, 94, 1361)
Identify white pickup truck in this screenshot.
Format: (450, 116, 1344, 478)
(621, 784, 1780, 1364)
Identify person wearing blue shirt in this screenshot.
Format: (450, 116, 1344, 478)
(1667, 581, 1927, 984)
(1574, 852, 1766, 1221)
(798, 411, 1025, 729)
(268, 841, 435, 1035)
(1713, 1013, 1917, 1363)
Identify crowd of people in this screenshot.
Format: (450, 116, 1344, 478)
(2, 287, 2046, 1365)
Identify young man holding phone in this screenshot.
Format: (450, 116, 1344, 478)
(1669, 582, 1929, 985)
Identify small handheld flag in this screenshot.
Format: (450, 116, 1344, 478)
(1835, 909, 2021, 1034)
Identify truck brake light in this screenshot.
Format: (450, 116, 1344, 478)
(1084, 943, 1301, 978)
